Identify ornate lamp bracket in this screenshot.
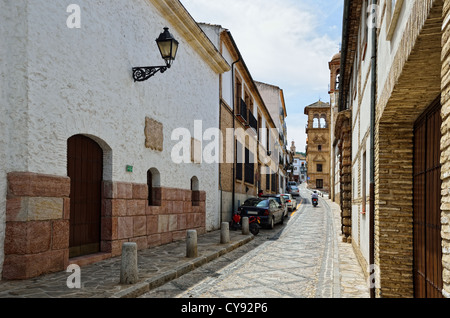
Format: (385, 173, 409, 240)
(132, 65, 171, 82)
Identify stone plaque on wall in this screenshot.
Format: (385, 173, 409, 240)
(145, 117, 163, 152)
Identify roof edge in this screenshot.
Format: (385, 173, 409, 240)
(149, 0, 231, 74)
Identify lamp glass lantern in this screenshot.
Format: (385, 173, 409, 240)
(156, 27, 179, 67)
(132, 27, 179, 82)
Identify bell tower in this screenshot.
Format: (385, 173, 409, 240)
(304, 100, 331, 192)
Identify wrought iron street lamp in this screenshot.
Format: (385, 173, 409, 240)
(132, 27, 179, 82)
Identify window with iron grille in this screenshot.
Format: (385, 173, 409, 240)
(271, 173, 277, 192)
(236, 141, 242, 181)
(244, 148, 254, 184)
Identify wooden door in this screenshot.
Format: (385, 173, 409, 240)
(413, 97, 443, 298)
(68, 135, 103, 258)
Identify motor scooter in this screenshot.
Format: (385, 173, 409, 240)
(230, 211, 260, 235)
(312, 197, 318, 207)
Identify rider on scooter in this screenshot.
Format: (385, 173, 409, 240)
(311, 191, 319, 206)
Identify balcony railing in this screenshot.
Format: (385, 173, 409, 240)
(248, 110, 257, 132)
(236, 99, 248, 124)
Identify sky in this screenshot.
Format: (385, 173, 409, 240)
(180, 0, 344, 153)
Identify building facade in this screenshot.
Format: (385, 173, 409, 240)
(329, 52, 342, 205)
(305, 101, 331, 192)
(198, 24, 286, 222)
(0, 0, 230, 279)
(339, 0, 449, 298)
(256, 82, 290, 194)
(290, 142, 307, 183)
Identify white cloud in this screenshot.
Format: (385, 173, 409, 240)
(181, 0, 342, 153)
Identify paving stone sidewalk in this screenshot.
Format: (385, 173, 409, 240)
(0, 198, 369, 299)
(0, 230, 253, 298)
(326, 199, 370, 298)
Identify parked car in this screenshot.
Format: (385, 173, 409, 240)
(288, 185, 300, 197)
(287, 181, 297, 187)
(282, 193, 296, 212)
(261, 194, 288, 218)
(239, 197, 285, 229)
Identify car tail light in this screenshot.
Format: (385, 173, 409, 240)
(287, 200, 291, 203)
(263, 209, 269, 216)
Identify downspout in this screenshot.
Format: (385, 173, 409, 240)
(231, 55, 241, 216)
(369, 0, 377, 299)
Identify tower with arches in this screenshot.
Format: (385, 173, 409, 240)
(304, 100, 331, 192)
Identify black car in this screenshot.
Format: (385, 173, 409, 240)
(239, 197, 285, 229)
(261, 194, 288, 218)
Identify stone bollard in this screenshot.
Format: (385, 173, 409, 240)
(120, 242, 138, 284)
(186, 230, 198, 258)
(242, 217, 249, 235)
(220, 222, 230, 244)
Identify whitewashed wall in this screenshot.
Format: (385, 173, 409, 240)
(0, 0, 225, 275)
(0, 0, 30, 279)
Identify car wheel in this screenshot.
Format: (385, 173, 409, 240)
(269, 217, 274, 229)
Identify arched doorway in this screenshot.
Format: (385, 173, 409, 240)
(67, 135, 103, 258)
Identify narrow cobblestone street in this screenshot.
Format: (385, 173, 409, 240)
(140, 187, 370, 298)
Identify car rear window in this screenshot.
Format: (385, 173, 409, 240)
(256, 200, 269, 207)
(243, 198, 263, 206)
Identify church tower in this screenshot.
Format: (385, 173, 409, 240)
(304, 100, 331, 192)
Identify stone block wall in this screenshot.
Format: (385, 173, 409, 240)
(3, 172, 70, 280)
(2, 174, 206, 280)
(101, 182, 206, 258)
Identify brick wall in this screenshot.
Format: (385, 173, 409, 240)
(441, 0, 450, 298)
(375, 123, 415, 297)
(373, 0, 444, 298)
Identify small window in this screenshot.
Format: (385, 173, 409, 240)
(317, 164, 323, 172)
(236, 140, 243, 181)
(147, 168, 161, 206)
(318, 145, 322, 151)
(191, 176, 200, 206)
(316, 179, 323, 189)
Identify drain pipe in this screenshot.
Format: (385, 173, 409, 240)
(369, 0, 378, 299)
(231, 55, 241, 217)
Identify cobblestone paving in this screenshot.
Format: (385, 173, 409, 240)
(0, 189, 369, 299)
(141, 192, 370, 299)
(0, 230, 253, 298)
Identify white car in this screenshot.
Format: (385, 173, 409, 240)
(282, 194, 296, 212)
(288, 185, 300, 197)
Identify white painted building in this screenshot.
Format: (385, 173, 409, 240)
(0, 0, 229, 279)
(255, 82, 289, 193)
